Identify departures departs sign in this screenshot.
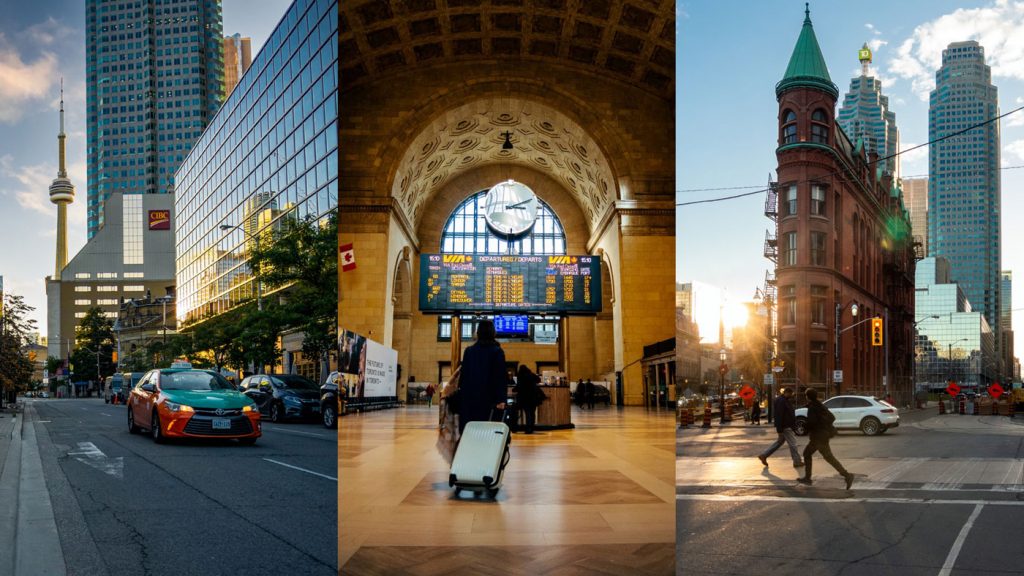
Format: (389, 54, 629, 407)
(946, 382, 961, 397)
(989, 383, 1004, 398)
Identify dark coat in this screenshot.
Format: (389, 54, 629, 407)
(805, 399, 836, 439)
(773, 395, 796, 433)
(514, 370, 544, 408)
(458, 341, 507, 427)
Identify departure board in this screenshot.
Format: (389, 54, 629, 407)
(419, 254, 602, 314)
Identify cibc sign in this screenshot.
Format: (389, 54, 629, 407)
(148, 210, 171, 230)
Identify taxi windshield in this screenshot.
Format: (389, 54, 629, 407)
(160, 371, 234, 391)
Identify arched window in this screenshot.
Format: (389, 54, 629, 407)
(811, 109, 830, 144)
(440, 189, 566, 255)
(782, 110, 797, 144)
(436, 188, 567, 341)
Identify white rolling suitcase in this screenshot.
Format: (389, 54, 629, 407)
(449, 413, 511, 497)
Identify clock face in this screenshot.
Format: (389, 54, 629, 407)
(483, 180, 539, 235)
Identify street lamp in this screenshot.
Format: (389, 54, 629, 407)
(834, 302, 859, 396)
(220, 223, 262, 312)
(719, 348, 728, 424)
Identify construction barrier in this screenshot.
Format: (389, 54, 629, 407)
(724, 402, 733, 423)
(959, 398, 966, 415)
(973, 401, 980, 415)
(701, 404, 712, 428)
(993, 400, 1000, 416)
(939, 398, 946, 415)
(1010, 401, 1016, 418)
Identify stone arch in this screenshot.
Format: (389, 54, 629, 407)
(391, 246, 413, 400)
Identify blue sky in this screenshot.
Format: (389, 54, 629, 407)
(678, 0, 1024, 359)
(0, 0, 290, 334)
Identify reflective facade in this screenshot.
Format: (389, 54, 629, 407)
(927, 41, 1001, 355)
(86, 0, 224, 239)
(914, 257, 996, 391)
(837, 71, 899, 175)
(174, 0, 338, 325)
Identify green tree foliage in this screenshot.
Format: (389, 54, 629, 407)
(0, 293, 38, 396)
(248, 212, 338, 381)
(70, 307, 116, 384)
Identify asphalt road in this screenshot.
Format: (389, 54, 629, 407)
(30, 397, 337, 576)
(677, 408, 1024, 576)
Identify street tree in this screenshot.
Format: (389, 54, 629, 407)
(0, 293, 38, 399)
(70, 307, 116, 386)
(249, 212, 337, 381)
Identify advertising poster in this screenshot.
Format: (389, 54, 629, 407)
(339, 329, 397, 398)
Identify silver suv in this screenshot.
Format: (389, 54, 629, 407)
(794, 395, 899, 436)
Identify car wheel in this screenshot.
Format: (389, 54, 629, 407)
(323, 404, 337, 429)
(270, 402, 283, 423)
(128, 407, 140, 434)
(151, 410, 165, 444)
(793, 417, 807, 436)
(238, 437, 257, 446)
(860, 416, 881, 436)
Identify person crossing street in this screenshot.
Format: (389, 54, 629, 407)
(797, 388, 854, 490)
(756, 388, 803, 469)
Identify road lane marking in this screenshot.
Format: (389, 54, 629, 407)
(677, 494, 1024, 506)
(262, 427, 334, 440)
(68, 442, 124, 479)
(262, 458, 337, 482)
(938, 503, 984, 576)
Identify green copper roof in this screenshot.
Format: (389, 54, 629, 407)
(776, 4, 839, 100)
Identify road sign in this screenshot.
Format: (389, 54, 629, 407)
(764, 373, 774, 386)
(946, 382, 961, 397)
(738, 385, 755, 400)
(832, 370, 843, 383)
(989, 383, 1004, 398)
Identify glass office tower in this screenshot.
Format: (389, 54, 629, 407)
(86, 0, 224, 239)
(174, 0, 337, 325)
(914, 257, 996, 391)
(837, 68, 899, 175)
(927, 41, 1001, 358)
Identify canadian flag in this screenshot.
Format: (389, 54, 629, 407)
(340, 243, 356, 271)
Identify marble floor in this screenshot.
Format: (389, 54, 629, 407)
(339, 405, 676, 575)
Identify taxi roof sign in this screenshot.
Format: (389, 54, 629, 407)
(169, 360, 193, 369)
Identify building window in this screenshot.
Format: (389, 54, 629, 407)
(97, 299, 119, 306)
(810, 341, 827, 382)
(124, 285, 145, 292)
(74, 312, 87, 319)
(811, 185, 826, 216)
(782, 285, 796, 325)
(811, 109, 830, 144)
(780, 341, 796, 375)
(75, 286, 92, 292)
(124, 272, 145, 278)
(782, 110, 797, 144)
(104, 312, 117, 319)
(75, 299, 92, 306)
(785, 185, 797, 216)
(75, 273, 92, 279)
(811, 232, 826, 266)
(810, 286, 826, 324)
(97, 286, 118, 292)
(785, 231, 797, 266)
(98, 272, 118, 279)
(123, 195, 144, 265)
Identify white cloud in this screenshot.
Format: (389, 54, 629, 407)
(1006, 112, 1024, 127)
(889, 1, 1024, 101)
(898, 142, 929, 175)
(868, 38, 888, 52)
(1005, 139, 1024, 164)
(0, 36, 59, 123)
(23, 18, 75, 47)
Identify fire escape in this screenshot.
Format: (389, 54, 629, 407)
(761, 177, 779, 364)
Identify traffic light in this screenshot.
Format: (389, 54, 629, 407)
(871, 317, 883, 347)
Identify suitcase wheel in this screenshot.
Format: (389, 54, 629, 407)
(486, 487, 499, 498)
(449, 473, 457, 487)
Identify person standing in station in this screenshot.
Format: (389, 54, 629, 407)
(514, 365, 545, 434)
(585, 378, 595, 410)
(457, 320, 507, 435)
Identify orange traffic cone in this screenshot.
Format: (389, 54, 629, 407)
(938, 398, 946, 415)
(701, 404, 712, 428)
(724, 402, 733, 423)
(679, 406, 688, 429)
(959, 398, 966, 414)
(973, 400, 980, 415)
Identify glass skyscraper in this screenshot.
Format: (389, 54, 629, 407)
(174, 0, 337, 325)
(86, 0, 224, 239)
(927, 41, 1001, 357)
(837, 49, 899, 175)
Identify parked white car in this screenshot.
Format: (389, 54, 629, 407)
(794, 395, 899, 436)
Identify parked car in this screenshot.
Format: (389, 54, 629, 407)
(127, 366, 261, 444)
(121, 372, 147, 394)
(321, 371, 340, 429)
(794, 395, 899, 436)
(592, 383, 612, 406)
(103, 374, 125, 404)
(240, 374, 322, 423)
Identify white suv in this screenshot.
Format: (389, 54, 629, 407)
(794, 395, 899, 436)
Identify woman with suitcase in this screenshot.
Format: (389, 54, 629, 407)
(456, 320, 507, 434)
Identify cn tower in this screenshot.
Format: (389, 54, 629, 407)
(49, 80, 74, 278)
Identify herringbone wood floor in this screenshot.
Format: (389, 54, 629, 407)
(339, 406, 675, 574)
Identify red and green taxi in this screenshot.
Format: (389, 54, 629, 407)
(127, 364, 261, 444)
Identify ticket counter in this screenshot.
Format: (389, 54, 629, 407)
(536, 385, 573, 429)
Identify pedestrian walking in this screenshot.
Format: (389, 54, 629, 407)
(575, 379, 586, 409)
(455, 320, 507, 435)
(756, 388, 803, 468)
(425, 383, 436, 408)
(751, 399, 761, 425)
(798, 388, 854, 490)
(514, 365, 545, 434)
(585, 379, 595, 409)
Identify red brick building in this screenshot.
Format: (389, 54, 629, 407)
(767, 8, 916, 404)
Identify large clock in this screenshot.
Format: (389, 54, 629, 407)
(483, 180, 538, 235)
